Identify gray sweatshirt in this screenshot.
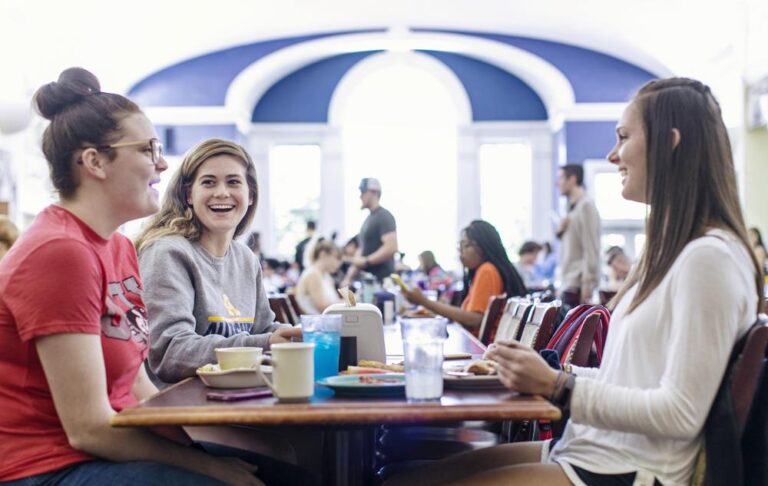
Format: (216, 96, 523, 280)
(139, 235, 290, 383)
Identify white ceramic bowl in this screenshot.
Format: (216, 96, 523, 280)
(214, 346, 263, 371)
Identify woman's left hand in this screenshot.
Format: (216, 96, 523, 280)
(485, 340, 559, 396)
(269, 327, 303, 345)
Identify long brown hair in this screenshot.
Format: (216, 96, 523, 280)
(134, 138, 258, 254)
(612, 78, 763, 313)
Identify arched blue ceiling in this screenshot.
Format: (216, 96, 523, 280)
(251, 51, 379, 123)
(416, 28, 657, 103)
(250, 50, 547, 122)
(128, 29, 657, 120)
(129, 29, 383, 106)
(421, 51, 547, 121)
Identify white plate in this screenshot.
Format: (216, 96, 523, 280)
(196, 363, 273, 389)
(443, 365, 505, 390)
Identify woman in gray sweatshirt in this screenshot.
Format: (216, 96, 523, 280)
(135, 138, 301, 384)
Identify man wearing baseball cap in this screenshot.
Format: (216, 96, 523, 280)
(341, 177, 398, 285)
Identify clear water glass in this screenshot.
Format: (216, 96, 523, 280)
(400, 317, 447, 402)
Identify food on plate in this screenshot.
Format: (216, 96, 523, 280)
(464, 359, 497, 376)
(402, 307, 436, 318)
(357, 359, 405, 372)
(343, 366, 393, 375)
(358, 375, 402, 385)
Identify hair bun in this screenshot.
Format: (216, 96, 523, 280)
(34, 67, 101, 120)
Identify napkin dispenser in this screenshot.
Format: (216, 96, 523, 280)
(323, 303, 385, 362)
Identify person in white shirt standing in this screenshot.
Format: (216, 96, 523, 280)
(556, 164, 601, 308)
(386, 78, 764, 486)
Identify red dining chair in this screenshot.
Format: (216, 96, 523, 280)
(268, 295, 290, 324)
(477, 294, 508, 345)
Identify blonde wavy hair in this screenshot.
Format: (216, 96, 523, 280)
(134, 138, 258, 254)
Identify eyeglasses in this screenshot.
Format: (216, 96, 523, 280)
(82, 138, 164, 166)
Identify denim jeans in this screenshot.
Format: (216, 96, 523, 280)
(2, 442, 319, 486)
(0, 460, 225, 486)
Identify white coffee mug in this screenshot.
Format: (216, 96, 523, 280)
(257, 342, 315, 402)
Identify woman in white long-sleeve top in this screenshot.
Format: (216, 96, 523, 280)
(387, 79, 764, 486)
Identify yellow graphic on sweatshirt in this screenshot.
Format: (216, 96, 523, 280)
(222, 294, 241, 318)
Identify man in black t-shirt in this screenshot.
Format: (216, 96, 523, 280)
(341, 178, 398, 284)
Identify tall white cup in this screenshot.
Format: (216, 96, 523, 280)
(400, 318, 447, 402)
(257, 342, 315, 402)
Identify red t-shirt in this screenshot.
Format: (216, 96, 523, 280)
(461, 262, 504, 336)
(0, 205, 149, 480)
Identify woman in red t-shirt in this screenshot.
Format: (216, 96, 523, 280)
(403, 220, 526, 334)
(0, 68, 263, 485)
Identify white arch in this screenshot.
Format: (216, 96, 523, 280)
(225, 31, 575, 132)
(327, 50, 472, 127)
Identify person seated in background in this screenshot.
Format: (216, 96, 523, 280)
(294, 238, 343, 313)
(261, 258, 287, 294)
(402, 220, 527, 335)
(749, 227, 767, 272)
(387, 77, 763, 486)
(535, 240, 558, 283)
(604, 245, 631, 291)
(336, 235, 359, 286)
(515, 240, 544, 290)
(417, 250, 453, 291)
(0, 67, 265, 486)
(245, 230, 263, 263)
(0, 215, 19, 260)
(135, 139, 301, 385)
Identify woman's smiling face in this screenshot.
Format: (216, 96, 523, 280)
(187, 154, 252, 239)
(607, 102, 648, 204)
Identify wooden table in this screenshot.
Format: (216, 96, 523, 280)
(113, 323, 560, 485)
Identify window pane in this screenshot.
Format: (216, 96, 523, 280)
(479, 143, 533, 259)
(340, 58, 458, 270)
(269, 145, 321, 259)
(593, 172, 647, 220)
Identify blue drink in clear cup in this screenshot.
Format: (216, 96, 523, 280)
(301, 314, 341, 381)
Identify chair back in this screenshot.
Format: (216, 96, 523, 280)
(495, 298, 532, 343)
(519, 301, 560, 351)
(268, 295, 296, 324)
(546, 304, 611, 367)
(730, 317, 768, 435)
(697, 315, 768, 485)
(287, 292, 307, 318)
(562, 312, 600, 367)
(477, 294, 508, 345)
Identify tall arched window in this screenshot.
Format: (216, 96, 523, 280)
(337, 52, 461, 269)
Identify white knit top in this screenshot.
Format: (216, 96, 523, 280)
(549, 229, 758, 485)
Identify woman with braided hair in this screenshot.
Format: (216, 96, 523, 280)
(389, 79, 763, 486)
(402, 219, 527, 335)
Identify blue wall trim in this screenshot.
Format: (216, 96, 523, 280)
(564, 121, 617, 162)
(251, 51, 378, 123)
(157, 125, 239, 156)
(128, 30, 383, 107)
(416, 28, 657, 103)
(421, 51, 547, 121)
